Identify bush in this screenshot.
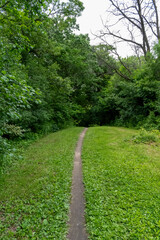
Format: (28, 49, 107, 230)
(141, 112, 160, 130)
(3, 124, 25, 139)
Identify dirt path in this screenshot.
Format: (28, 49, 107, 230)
(68, 128, 88, 240)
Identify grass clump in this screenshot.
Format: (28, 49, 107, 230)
(132, 128, 160, 144)
(82, 126, 160, 239)
(0, 127, 83, 239)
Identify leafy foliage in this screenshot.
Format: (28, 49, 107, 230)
(93, 47, 160, 128)
(1, 0, 160, 174)
(2, 0, 160, 238)
(3, 124, 25, 139)
(0, 0, 87, 166)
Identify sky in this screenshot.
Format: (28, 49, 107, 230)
(76, 0, 132, 57)
(76, 0, 107, 44)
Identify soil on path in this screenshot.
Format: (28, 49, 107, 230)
(68, 128, 88, 240)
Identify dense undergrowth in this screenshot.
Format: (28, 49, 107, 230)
(82, 127, 160, 239)
(0, 127, 82, 239)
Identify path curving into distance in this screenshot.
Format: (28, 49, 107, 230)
(68, 128, 88, 240)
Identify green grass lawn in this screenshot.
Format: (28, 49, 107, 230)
(82, 127, 160, 239)
(0, 127, 83, 239)
(2, 126, 160, 239)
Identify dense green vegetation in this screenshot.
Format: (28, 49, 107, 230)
(82, 127, 160, 239)
(1, 0, 160, 239)
(1, 0, 160, 164)
(1, 126, 160, 239)
(0, 0, 107, 167)
(0, 127, 82, 239)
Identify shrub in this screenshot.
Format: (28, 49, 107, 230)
(3, 124, 25, 139)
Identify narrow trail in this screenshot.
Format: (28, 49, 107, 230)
(68, 128, 88, 240)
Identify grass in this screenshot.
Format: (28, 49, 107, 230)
(82, 126, 160, 239)
(0, 127, 83, 239)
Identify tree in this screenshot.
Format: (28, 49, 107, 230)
(18, 1, 85, 131)
(99, 0, 160, 58)
(0, 0, 52, 129)
(0, 0, 85, 133)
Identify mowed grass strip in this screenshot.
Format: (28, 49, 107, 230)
(82, 127, 160, 239)
(0, 127, 83, 239)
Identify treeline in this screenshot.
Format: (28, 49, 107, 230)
(95, 49, 160, 129)
(0, 0, 106, 137)
(1, 0, 160, 161)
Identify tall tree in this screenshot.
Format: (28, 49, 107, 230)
(99, 0, 160, 58)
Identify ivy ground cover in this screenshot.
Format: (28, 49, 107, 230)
(0, 127, 83, 239)
(82, 127, 160, 239)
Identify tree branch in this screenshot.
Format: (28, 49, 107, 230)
(92, 45, 132, 81)
(152, 0, 160, 39)
(100, 29, 143, 50)
(108, 0, 142, 31)
(0, 1, 10, 9)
